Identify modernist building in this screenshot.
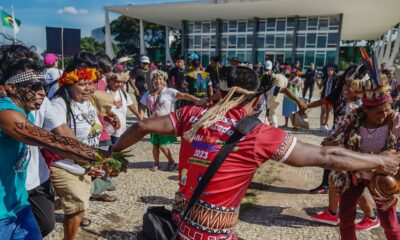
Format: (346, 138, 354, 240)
(104, 0, 400, 68)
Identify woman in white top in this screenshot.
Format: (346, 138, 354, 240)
(106, 71, 142, 144)
(48, 54, 102, 240)
(140, 70, 205, 171)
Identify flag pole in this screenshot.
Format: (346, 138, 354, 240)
(0, 6, 4, 44)
(11, 5, 15, 44)
(61, 27, 64, 69)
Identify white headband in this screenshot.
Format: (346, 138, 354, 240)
(5, 69, 44, 85)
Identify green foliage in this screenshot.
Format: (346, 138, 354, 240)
(80, 37, 105, 54)
(109, 16, 140, 54)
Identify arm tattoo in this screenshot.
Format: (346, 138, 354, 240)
(13, 120, 98, 163)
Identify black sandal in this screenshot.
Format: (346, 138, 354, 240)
(80, 217, 92, 227)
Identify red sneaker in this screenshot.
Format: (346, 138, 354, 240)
(310, 209, 339, 225)
(355, 217, 380, 231)
(308, 186, 329, 194)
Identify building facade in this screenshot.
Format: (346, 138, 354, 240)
(104, 0, 400, 68)
(184, 15, 342, 68)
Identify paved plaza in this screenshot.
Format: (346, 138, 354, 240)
(45, 95, 392, 240)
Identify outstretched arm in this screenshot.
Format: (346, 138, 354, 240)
(280, 87, 307, 111)
(284, 141, 399, 174)
(113, 115, 175, 152)
(0, 110, 105, 165)
(175, 92, 204, 106)
(128, 104, 142, 120)
(306, 99, 324, 109)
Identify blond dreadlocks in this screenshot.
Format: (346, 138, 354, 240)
(183, 86, 256, 142)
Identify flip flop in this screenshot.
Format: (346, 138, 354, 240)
(150, 165, 159, 172)
(80, 217, 92, 227)
(90, 194, 117, 202)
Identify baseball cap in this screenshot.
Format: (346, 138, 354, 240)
(140, 56, 150, 64)
(43, 53, 58, 65)
(264, 60, 273, 70)
(188, 53, 199, 60)
(117, 56, 132, 64)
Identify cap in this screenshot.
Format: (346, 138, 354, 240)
(44, 53, 58, 65)
(188, 53, 199, 60)
(117, 56, 132, 64)
(264, 60, 273, 70)
(140, 56, 150, 64)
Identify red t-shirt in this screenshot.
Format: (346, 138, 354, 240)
(169, 105, 297, 240)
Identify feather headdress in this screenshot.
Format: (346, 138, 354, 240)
(351, 48, 391, 106)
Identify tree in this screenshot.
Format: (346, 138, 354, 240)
(109, 16, 140, 54)
(144, 22, 164, 48)
(80, 37, 105, 53)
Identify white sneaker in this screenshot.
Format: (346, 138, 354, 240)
(324, 125, 329, 131)
(320, 125, 326, 132)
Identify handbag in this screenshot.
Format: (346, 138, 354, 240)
(142, 116, 261, 240)
(290, 110, 310, 129)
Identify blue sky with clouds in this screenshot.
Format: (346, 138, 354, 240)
(1, 0, 191, 53)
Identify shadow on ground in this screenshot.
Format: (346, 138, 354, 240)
(138, 196, 175, 205)
(168, 175, 179, 181)
(249, 182, 309, 194)
(239, 203, 326, 228)
(286, 127, 329, 137)
(84, 229, 143, 240)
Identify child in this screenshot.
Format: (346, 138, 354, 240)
(140, 70, 204, 171)
(282, 67, 302, 127)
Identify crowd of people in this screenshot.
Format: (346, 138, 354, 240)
(1, 42, 400, 240)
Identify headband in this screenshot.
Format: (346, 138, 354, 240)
(58, 68, 98, 87)
(5, 69, 44, 85)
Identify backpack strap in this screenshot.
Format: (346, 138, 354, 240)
(171, 115, 261, 240)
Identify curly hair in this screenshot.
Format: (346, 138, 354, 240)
(150, 70, 168, 81)
(0, 44, 42, 85)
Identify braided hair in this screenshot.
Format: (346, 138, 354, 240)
(184, 66, 262, 142)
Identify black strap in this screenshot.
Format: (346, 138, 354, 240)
(171, 115, 261, 239)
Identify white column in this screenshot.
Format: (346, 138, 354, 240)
(165, 26, 173, 64)
(376, 37, 383, 59)
(140, 19, 146, 55)
(378, 31, 389, 63)
(104, 9, 115, 59)
(389, 25, 400, 66)
(383, 28, 393, 64)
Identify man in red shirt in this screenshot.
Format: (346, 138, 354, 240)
(113, 67, 399, 240)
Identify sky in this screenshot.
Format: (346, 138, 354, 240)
(0, 0, 194, 53)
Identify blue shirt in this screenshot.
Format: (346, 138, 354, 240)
(0, 97, 34, 219)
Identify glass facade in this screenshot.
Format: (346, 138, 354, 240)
(187, 20, 217, 67)
(185, 15, 341, 69)
(294, 16, 341, 68)
(220, 19, 254, 65)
